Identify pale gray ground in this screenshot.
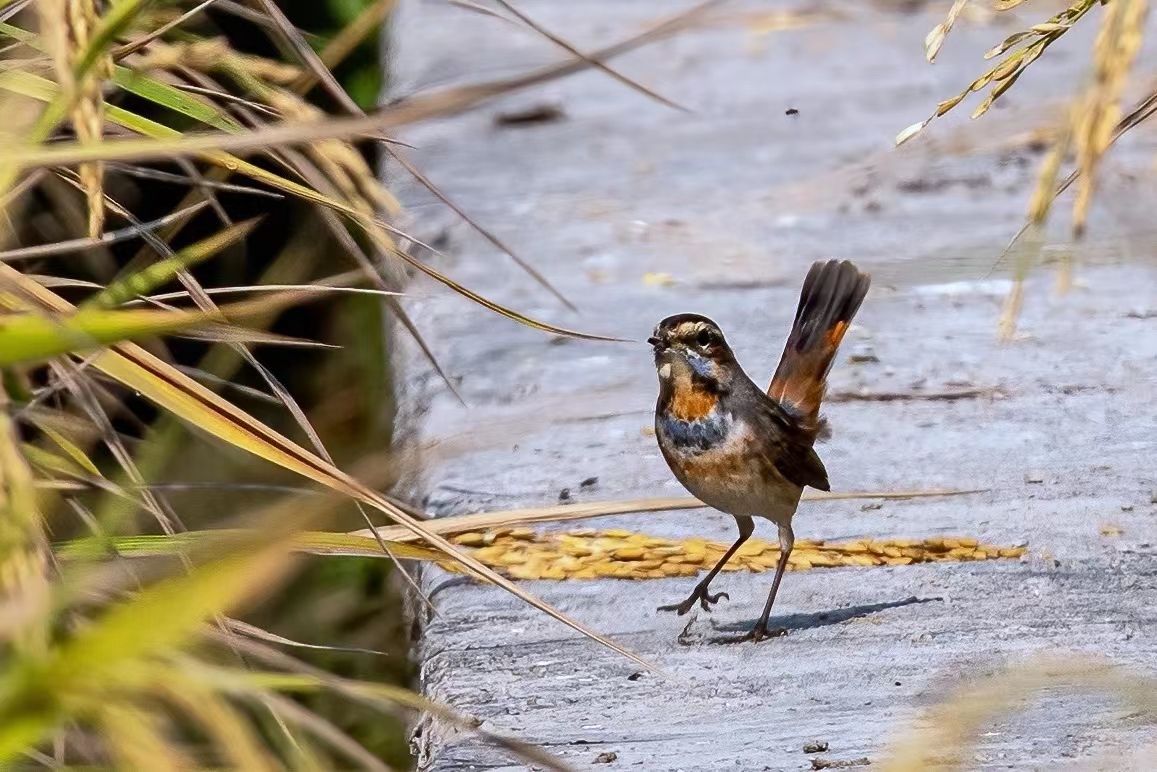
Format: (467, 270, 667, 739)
(384, 1, 1157, 769)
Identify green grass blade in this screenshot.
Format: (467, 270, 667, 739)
(111, 67, 247, 133)
(0, 71, 624, 342)
(54, 529, 445, 563)
(72, 0, 151, 81)
(0, 22, 243, 132)
(83, 218, 261, 309)
(0, 1, 712, 168)
(36, 426, 100, 476)
(0, 306, 221, 365)
(21, 442, 95, 479)
(45, 532, 297, 689)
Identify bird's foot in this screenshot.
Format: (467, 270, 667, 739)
(657, 585, 729, 615)
(744, 621, 788, 642)
(705, 620, 789, 646)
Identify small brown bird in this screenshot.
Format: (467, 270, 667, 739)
(648, 260, 870, 641)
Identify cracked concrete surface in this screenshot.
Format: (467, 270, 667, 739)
(384, 1, 1157, 769)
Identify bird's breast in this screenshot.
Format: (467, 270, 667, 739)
(667, 383, 718, 422)
(656, 409, 730, 452)
(656, 408, 800, 521)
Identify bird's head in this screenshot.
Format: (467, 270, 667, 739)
(648, 314, 737, 389)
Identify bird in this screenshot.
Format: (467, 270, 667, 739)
(648, 259, 870, 642)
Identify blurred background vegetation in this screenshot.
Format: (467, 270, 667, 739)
(0, 0, 668, 759)
(115, 0, 410, 761)
(0, 0, 411, 765)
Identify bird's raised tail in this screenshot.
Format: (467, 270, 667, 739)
(768, 260, 871, 436)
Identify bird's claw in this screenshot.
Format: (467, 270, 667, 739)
(656, 599, 693, 615)
(744, 622, 788, 642)
(658, 586, 729, 616)
(699, 590, 729, 611)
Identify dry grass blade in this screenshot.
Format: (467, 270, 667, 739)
(56, 529, 442, 562)
(388, 148, 575, 312)
(268, 154, 465, 404)
(0, 529, 303, 763)
(171, 364, 281, 404)
(62, 490, 979, 559)
(176, 325, 335, 349)
(926, 0, 970, 63)
(0, 0, 717, 169)
(493, 0, 687, 111)
(138, 280, 403, 304)
(106, 164, 283, 197)
(150, 672, 276, 772)
(223, 618, 393, 658)
(257, 693, 392, 772)
(206, 638, 578, 772)
(0, 0, 34, 24)
(1068, 0, 1147, 240)
(881, 654, 1157, 770)
(999, 86, 1157, 265)
(0, 201, 208, 262)
(208, 0, 319, 40)
(2, 76, 611, 346)
(1, 69, 613, 343)
(0, 304, 225, 366)
(446, 0, 517, 23)
(0, 264, 660, 674)
(343, 683, 577, 772)
(899, 0, 1101, 146)
(256, 0, 581, 340)
(97, 704, 190, 771)
(84, 218, 261, 308)
(0, 284, 327, 366)
(311, 0, 395, 78)
(279, 136, 605, 345)
(388, 242, 626, 341)
(351, 489, 985, 543)
(253, 0, 359, 114)
(0, 391, 49, 654)
(111, 0, 220, 61)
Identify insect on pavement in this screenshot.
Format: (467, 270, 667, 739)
(648, 260, 871, 642)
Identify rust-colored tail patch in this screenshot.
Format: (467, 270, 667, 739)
(825, 320, 849, 349)
(768, 260, 870, 434)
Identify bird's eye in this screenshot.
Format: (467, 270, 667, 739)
(696, 329, 713, 347)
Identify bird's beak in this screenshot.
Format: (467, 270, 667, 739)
(647, 336, 665, 350)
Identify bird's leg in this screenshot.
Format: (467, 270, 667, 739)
(747, 523, 794, 641)
(658, 516, 754, 615)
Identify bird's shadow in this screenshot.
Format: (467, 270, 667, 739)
(693, 595, 942, 645)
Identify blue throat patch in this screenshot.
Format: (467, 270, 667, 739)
(685, 352, 715, 379)
(659, 412, 729, 452)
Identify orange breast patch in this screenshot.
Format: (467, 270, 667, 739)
(669, 386, 717, 421)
